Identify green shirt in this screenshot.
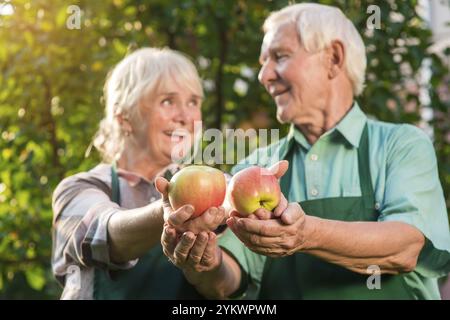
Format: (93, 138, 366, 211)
(219, 102, 450, 299)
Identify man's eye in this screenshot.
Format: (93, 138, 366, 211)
(275, 53, 287, 61)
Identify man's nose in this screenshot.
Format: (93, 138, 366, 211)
(258, 60, 277, 86)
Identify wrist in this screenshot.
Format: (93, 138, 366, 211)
(300, 215, 322, 251)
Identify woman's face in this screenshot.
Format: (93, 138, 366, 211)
(136, 80, 202, 167)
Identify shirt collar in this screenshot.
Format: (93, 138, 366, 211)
(334, 102, 367, 148)
(116, 164, 179, 187)
(116, 168, 143, 187)
(286, 102, 367, 150)
(290, 125, 312, 150)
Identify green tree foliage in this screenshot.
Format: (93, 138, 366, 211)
(0, 0, 448, 299)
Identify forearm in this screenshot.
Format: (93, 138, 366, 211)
(183, 251, 242, 299)
(303, 216, 425, 274)
(108, 200, 164, 263)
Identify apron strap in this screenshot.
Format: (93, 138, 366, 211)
(357, 123, 375, 209)
(110, 161, 121, 205)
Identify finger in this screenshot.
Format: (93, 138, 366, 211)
(205, 206, 227, 230)
(229, 210, 241, 218)
(214, 206, 227, 227)
(230, 210, 257, 219)
(227, 218, 274, 248)
(161, 225, 178, 256)
(273, 192, 288, 218)
(155, 177, 173, 221)
(168, 205, 195, 227)
(200, 232, 218, 267)
(174, 231, 196, 264)
(268, 160, 289, 179)
(188, 232, 209, 266)
(229, 217, 290, 249)
(251, 246, 286, 257)
(226, 217, 235, 229)
(155, 177, 169, 202)
(200, 207, 218, 227)
(182, 207, 218, 233)
(253, 208, 272, 220)
(235, 217, 280, 237)
(280, 203, 304, 225)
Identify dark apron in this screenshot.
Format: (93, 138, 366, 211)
(93, 164, 204, 299)
(259, 124, 414, 299)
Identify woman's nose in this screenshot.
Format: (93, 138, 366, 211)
(173, 104, 191, 125)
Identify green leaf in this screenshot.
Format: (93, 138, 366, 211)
(25, 267, 46, 291)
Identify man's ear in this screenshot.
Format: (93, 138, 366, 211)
(327, 40, 345, 79)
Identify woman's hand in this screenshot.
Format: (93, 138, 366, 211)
(161, 225, 223, 273)
(155, 177, 226, 234)
(161, 223, 242, 300)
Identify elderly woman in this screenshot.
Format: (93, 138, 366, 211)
(51, 47, 226, 299)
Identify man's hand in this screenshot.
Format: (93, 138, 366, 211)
(161, 225, 223, 273)
(227, 202, 307, 257)
(155, 177, 226, 234)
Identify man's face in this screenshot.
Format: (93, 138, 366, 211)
(258, 23, 330, 126)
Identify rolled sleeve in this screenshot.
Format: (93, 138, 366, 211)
(378, 125, 450, 278)
(52, 181, 136, 285)
(76, 193, 138, 271)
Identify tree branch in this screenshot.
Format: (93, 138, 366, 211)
(213, 15, 229, 131)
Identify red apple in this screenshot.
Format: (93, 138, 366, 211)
(228, 166, 281, 216)
(168, 165, 226, 218)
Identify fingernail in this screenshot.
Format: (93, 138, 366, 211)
(184, 232, 194, 241)
(186, 205, 194, 214)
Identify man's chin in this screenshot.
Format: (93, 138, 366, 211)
(276, 106, 291, 124)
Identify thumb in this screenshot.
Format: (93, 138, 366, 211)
(280, 203, 303, 225)
(268, 160, 289, 179)
(155, 177, 170, 202)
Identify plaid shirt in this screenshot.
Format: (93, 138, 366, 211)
(51, 163, 174, 299)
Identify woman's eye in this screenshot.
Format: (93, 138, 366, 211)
(188, 100, 199, 108)
(161, 99, 173, 107)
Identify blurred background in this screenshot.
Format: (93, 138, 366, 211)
(0, 0, 448, 299)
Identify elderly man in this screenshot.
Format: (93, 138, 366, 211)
(160, 3, 450, 299)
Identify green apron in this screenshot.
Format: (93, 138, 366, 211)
(93, 164, 204, 299)
(259, 124, 414, 299)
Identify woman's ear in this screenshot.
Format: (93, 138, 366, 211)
(116, 113, 133, 136)
(327, 40, 345, 79)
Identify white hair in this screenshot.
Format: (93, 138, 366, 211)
(263, 3, 366, 96)
(93, 47, 203, 162)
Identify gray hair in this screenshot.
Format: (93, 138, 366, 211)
(263, 3, 367, 96)
(93, 47, 203, 163)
